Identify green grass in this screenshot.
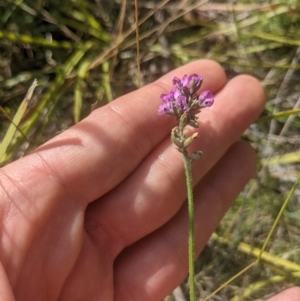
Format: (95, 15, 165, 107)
(1, 0, 300, 300)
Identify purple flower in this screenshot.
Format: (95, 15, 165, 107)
(158, 99, 174, 115)
(158, 73, 213, 117)
(171, 87, 188, 112)
(173, 75, 188, 87)
(173, 76, 182, 87)
(198, 90, 214, 107)
(158, 103, 172, 115)
(181, 75, 189, 87)
(175, 94, 188, 111)
(158, 91, 174, 115)
(172, 74, 203, 95)
(158, 87, 188, 115)
(187, 74, 203, 94)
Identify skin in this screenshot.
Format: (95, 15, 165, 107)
(0, 59, 297, 301)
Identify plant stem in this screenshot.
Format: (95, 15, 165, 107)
(176, 113, 196, 301)
(183, 150, 196, 301)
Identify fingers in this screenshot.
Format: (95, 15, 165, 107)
(113, 141, 257, 301)
(85, 74, 265, 257)
(0, 262, 15, 301)
(0, 60, 227, 209)
(267, 287, 300, 301)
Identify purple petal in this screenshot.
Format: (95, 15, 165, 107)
(173, 87, 182, 100)
(175, 95, 188, 111)
(158, 98, 175, 115)
(188, 74, 203, 94)
(172, 76, 182, 86)
(158, 104, 167, 115)
(181, 75, 189, 87)
(160, 92, 175, 103)
(160, 93, 168, 102)
(198, 90, 214, 107)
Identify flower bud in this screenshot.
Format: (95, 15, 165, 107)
(188, 74, 203, 94)
(198, 90, 214, 107)
(183, 133, 199, 148)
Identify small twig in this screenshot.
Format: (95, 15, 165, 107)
(134, 0, 141, 88)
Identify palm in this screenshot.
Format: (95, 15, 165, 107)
(11, 211, 114, 300)
(0, 60, 265, 301)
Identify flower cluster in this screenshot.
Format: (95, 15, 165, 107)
(157, 74, 214, 301)
(158, 74, 214, 128)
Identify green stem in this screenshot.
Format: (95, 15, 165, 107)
(176, 113, 196, 301)
(183, 150, 196, 301)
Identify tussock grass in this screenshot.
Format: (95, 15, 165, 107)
(1, 0, 300, 300)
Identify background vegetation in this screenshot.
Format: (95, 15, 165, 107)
(1, 0, 300, 300)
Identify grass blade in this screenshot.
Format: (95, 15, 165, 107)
(0, 79, 37, 163)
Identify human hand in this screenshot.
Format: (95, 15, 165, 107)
(0, 60, 266, 301)
(267, 287, 300, 301)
